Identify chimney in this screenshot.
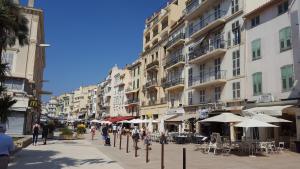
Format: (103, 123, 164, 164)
(28, 0, 35, 7)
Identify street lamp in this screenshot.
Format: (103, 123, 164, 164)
(38, 44, 51, 47)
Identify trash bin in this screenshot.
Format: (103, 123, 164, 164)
(294, 141, 300, 153)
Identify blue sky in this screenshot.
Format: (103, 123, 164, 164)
(19, 0, 167, 101)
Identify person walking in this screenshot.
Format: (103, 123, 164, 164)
(91, 125, 96, 140)
(42, 123, 49, 145)
(101, 124, 109, 145)
(131, 126, 140, 149)
(32, 123, 40, 146)
(0, 125, 14, 169)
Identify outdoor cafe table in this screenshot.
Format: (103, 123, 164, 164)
(176, 135, 188, 144)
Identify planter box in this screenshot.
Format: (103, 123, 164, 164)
(75, 134, 85, 139)
(59, 135, 74, 140)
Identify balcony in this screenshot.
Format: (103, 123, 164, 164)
(125, 99, 140, 107)
(184, 0, 221, 21)
(146, 60, 159, 71)
(189, 38, 226, 64)
(163, 78, 185, 91)
(166, 33, 185, 51)
(189, 70, 226, 89)
(164, 54, 185, 70)
(147, 97, 167, 106)
(189, 10, 226, 40)
(145, 80, 158, 89)
(125, 87, 139, 94)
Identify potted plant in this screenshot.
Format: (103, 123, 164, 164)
(76, 124, 86, 139)
(59, 127, 73, 140)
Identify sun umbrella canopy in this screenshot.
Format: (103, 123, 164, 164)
(251, 114, 292, 123)
(234, 119, 278, 128)
(90, 119, 101, 123)
(200, 113, 245, 123)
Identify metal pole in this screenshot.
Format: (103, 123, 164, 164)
(146, 143, 149, 163)
(161, 143, 164, 169)
(135, 140, 138, 157)
(126, 134, 129, 153)
(119, 133, 122, 150)
(183, 148, 186, 169)
(113, 132, 116, 147)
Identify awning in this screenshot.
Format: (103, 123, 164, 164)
(165, 107, 185, 115)
(243, 105, 293, 116)
(107, 116, 135, 123)
(234, 119, 279, 128)
(157, 114, 178, 122)
(166, 113, 198, 122)
(250, 113, 292, 123)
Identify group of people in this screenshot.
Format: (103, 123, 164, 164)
(32, 122, 50, 146)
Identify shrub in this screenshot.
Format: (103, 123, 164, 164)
(60, 128, 73, 136)
(47, 120, 55, 133)
(77, 124, 86, 134)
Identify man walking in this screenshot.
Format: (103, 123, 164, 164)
(42, 123, 49, 145)
(0, 125, 14, 169)
(32, 122, 40, 146)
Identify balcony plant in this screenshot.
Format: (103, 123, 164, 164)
(0, 0, 28, 127)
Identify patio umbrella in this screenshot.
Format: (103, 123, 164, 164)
(90, 119, 101, 123)
(234, 119, 279, 128)
(200, 113, 245, 123)
(250, 114, 291, 123)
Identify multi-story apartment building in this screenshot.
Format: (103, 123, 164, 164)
(87, 88, 98, 118)
(72, 85, 97, 119)
(46, 96, 59, 117)
(183, 0, 251, 119)
(57, 93, 74, 119)
(102, 75, 112, 118)
(125, 59, 142, 117)
(243, 0, 300, 147)
(3, 0, 47, 135)
(140, 0, 187, 121)
(96, 82, 106, 119)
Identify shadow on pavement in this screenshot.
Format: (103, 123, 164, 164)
(9, 149, 117, 169)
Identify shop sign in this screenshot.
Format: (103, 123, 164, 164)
(28, 99, 39, 108)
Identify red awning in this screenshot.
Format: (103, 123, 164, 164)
(107, 116, 136, 123)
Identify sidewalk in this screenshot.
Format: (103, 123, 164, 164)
(9, 138, 124, 169)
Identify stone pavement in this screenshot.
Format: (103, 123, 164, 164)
(90, 132, 300, 169)
(8, 138, 124, 169)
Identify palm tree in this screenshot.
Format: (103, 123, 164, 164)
(0, 0, 29, 123)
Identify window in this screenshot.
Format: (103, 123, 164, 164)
(279, 27, 292, 52)
(133, 69, 136, 77)
(214, 87, 221, 101)
(4, 78, 24, 91)
(137, 79, 140, 88)
(199, 64, 205, 83)
(188, 68, 193, 86)
(232, 21, 240, 45)
(156, 51, 158, 59)
(199, 90, 205, 103)
(252, 39, 261, 60)
(252, 72, 262, 95)
(145, 58, 147, 64)
(2, 51, 14, 71)
(232, 50, 240, 76)
(133, 81, 135, 89)
(227, 31, 231, 47)
(137, 66, 140, 75)
(231, 0, 239, 14)
(278, 1, 289, 15)
(281, 65, 294, 91)
(232, 82, 240, 99)
(251, 16, 260, 28)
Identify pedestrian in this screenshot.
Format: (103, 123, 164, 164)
(91, 125, 96, 140)
(0, 125, 14, 169)
(112, 124, 117, 136)
(42, 122, 49, 145)
(141, 127, 146, 141)
(131, 126, 140, 149)
(32, 122, 40, 146)
(101, 124, 109, 145)
(144, 131, 151, 150)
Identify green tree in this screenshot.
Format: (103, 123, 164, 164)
(0, 0, 28, 123)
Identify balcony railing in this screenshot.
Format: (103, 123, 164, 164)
(166, 33, 185, 49)
(164, 54, 185, 69)
(146, 60, 159, 69)
(189, 38, 225, 61)
(184, 0, 201, 15)
(163, 78, 184, 89)
(145, 80, 158, 88)
(189, 70, 226, 87)
(189, 10, 226, 37)
(125, 99, 140, 105)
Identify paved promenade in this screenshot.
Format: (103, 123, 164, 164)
(9, 138, 124, 169)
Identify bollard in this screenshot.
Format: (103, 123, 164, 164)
(183, 148, 186, 169)
(119, 133, 122, 150)
(113, 132, 116, 147)
(146, 143, 149, 163)
(135, 140, 138, 157)
(126, 134, 129, 153)
(161, 143, 164, 169)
